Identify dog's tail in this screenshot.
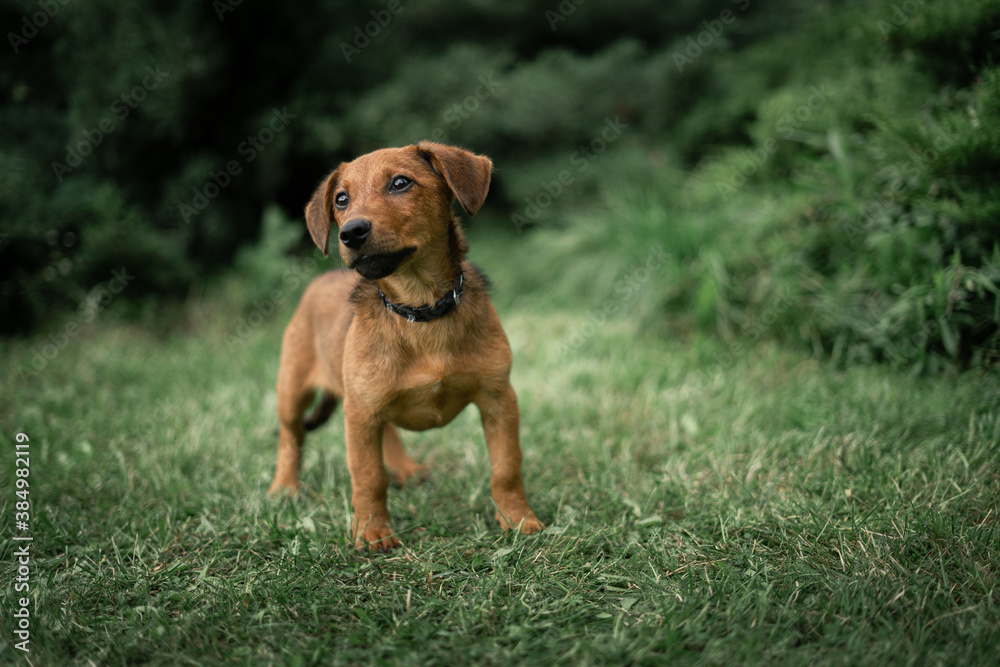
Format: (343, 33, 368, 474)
(303, 391, 339, 432)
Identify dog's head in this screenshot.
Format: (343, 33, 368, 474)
(304, 143, 492, 279)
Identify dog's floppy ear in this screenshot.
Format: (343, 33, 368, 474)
(416, 143, 492, 216)
(304, 168, 340, 257)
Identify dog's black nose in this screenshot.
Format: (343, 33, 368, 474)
(339, 219, 371, 249)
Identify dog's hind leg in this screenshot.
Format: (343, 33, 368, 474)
(270, 335, 323, 495)
(382, 424, 427, 487)
(270, 392, 315, 496)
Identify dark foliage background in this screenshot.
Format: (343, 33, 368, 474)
(2, 0, 998, 370)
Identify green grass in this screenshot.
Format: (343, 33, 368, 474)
(1, 236, 998, 665)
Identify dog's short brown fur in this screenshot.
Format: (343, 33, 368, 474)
(269, 142, 543, 550)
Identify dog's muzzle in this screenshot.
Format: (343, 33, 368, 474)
(350, 246, 417, 279)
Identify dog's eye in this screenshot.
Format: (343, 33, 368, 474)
(388, 176, 413, 193)
(334, 192, 349, 209)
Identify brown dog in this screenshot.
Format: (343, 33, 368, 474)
(268, 142, 543, 550)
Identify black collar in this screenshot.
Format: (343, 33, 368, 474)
(378, 272, 464, 322)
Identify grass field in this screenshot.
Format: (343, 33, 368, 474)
(2, 229, 998, 665)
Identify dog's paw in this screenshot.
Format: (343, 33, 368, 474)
(267, 479, 300, 497)
(518, 516, 545, 535)
(354, 522, 401, 552)
(495, 510, 545, 535)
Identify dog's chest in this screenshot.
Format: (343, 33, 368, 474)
(381, 357, 479, 431)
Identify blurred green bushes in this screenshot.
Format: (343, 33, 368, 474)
(513, 0, 1000, 371)
(2, 0, 997, 371)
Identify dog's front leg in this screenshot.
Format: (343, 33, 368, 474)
(343, 398, 400, 551)
(476, 385, 544, 535)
